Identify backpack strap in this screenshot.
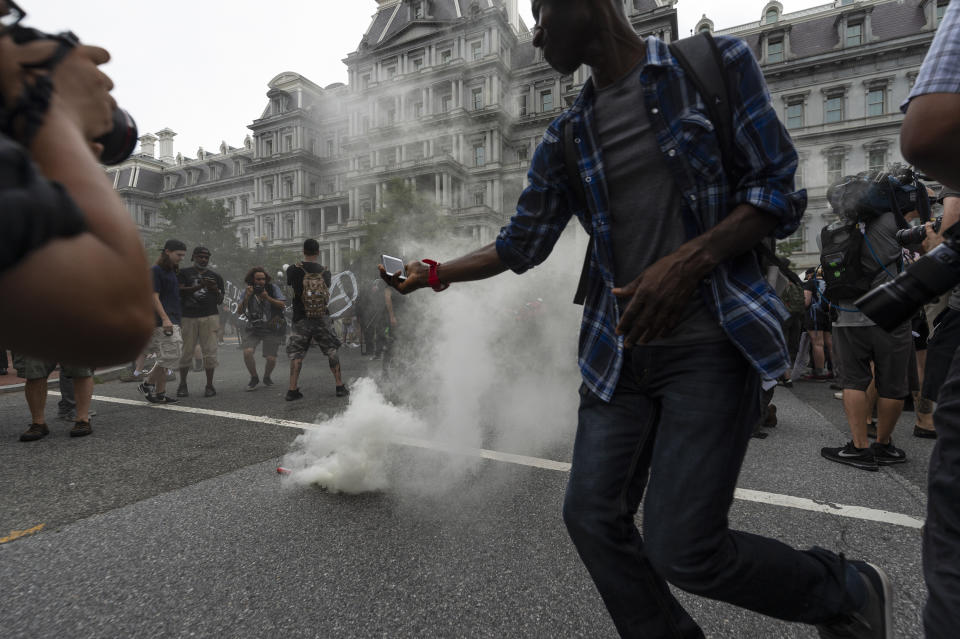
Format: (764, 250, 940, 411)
(668, 32, 737, 182)
(565, 119, 594, 306)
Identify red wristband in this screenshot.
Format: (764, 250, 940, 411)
(422, 259, 449, 292)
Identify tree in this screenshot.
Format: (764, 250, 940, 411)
(156, 196, 249, 281)
(355, 179, 456, 272)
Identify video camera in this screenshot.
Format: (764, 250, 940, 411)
(1, 1, 137, 165)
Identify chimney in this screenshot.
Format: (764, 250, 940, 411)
(138, 133, 157, 159)
(156, 128, 177, 164)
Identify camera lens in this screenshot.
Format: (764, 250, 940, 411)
(95, 108, 138, 166)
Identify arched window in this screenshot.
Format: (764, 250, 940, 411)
(766, 8, 779, 24)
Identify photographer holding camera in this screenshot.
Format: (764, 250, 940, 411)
(176, 246, 224, 398)
(896, 1, 960, 634)
(238, 266, 285, 391)
(0, 0, 153, 363)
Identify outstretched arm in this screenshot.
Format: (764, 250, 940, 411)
(379, 243, 508, 294)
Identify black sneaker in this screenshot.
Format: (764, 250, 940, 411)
(137, 382, 155, 396)
(285, 388, 303, 401)
(336, 385, 349, 397)
(69, 420, 92, 438)
(204, 386, 216, 397)
(821, 441, 879, 471)
(176, 384, 189, 398)
(262, 376, 274, 387)
(156, 393, 178, 404)
(816, 561, 892, 639)
(914, 424, 937, 439)
(246, 376, 259, 392)
(19, 423, 49, 442)
(871, 440, 906, 465)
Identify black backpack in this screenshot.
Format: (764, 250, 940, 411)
(819, 220, 875, 303)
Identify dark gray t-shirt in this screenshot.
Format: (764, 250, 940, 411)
(834, 211, 903, 327)
(593, 64, 725, 345)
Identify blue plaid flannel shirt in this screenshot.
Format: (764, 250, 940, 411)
(495, 36, 806, 402)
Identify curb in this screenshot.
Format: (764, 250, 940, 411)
(0, 365, 128, 395)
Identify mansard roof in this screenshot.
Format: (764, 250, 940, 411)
(722, 0, 932, 60)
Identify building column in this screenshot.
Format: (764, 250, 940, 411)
(320, 208, 326, 234)
(435, 174, 441, 204)
(338, 204, 344, 225)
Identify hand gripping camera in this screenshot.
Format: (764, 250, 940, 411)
(2, 2, 137, 165)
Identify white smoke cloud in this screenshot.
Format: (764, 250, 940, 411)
(281, 225, 586, 496)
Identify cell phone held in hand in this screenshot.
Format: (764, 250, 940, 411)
(381, 254, 407, 281)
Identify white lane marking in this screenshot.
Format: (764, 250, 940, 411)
(733, 489, 923, 530)
(63, 392, 925, 530)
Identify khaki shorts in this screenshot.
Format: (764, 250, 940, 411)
(147, 326, 183, 370)
(179, 315, 220, 368)
(13, 354, 93, 381)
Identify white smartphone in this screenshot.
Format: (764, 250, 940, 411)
(381, 254, 407, 281)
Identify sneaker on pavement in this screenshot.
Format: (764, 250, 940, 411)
(155, 393, 178, 404)
(821, 441, 879, 471)
(285, 388, 303, 401)
(19, 423, 49, 442)
(336, 385, 349, 397)
(137, 382, 155, 396)
(204, 386, 216, 397)
(262, 376, 274, 387)
(246, 376, 259, 392)
(816, 561, 892, 639)
(176, 384, 189, 398)
(871, 440, 906, 465)
(69, 420, 92, 438)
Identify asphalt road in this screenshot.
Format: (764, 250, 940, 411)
(0, 344, 933, 638)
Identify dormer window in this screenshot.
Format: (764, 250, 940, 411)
(768, 37, 784, 63)
(766, 9, 779, 24)
(413, 1, 424, 19)
(846, 21, 863, 46)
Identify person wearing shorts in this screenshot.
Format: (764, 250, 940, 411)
(822, 212, 910, 471)
(176, 246, 224, 398)
(284, 239, 347, 400)
(15, 355, 94, 441)
(140, 240, 186, 404)
(238, 266, 286, 391)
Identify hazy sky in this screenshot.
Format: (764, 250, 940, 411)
(27, 1, 828, 158)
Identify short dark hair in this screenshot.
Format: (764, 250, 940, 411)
(303, 238, 320, 256)
(244, 266, 272, 286)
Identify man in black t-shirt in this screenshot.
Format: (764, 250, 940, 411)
(284, 239, 347, 400)
(176, 247, 225, 398)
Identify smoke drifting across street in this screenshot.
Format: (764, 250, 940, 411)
(281, 227, 585, 496)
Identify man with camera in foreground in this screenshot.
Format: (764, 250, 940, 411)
(382, 2, 889, 637)
(899, 1, 960, 635)
(0, 0, 153, 364)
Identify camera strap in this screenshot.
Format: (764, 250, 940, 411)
(1, 32, 76, 148)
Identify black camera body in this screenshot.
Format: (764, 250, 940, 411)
(253, 285, 265, 296)
(8, 25, 137, 165)
(857, 223, 960, 330)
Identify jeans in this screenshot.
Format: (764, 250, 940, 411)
(924, 343, 960, 638)
(564, 340, 861, 638)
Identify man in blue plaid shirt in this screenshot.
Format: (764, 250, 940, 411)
(384, 1, 889, 637)
(902, 2, 960, 636)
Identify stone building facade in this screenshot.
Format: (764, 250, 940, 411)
(108, 0, 943, 272)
